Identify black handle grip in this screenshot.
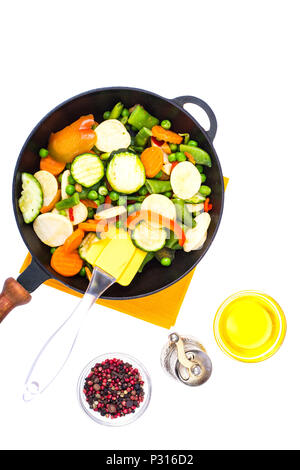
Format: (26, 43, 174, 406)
(17, 257, 51, 294)
(172, 95, 217, 141)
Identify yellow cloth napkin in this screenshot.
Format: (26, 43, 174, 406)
(20, 177, 229, 329)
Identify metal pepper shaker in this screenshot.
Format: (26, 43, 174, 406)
(161, 332, 212, 386)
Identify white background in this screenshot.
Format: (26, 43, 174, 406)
(0, 0, 299, 451)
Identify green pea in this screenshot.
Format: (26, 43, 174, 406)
(161, 257, 171, 267)
(176, 152, 186, 162)
(201, 173, 207, 183)
(118, 195, 127, 206)
(68, 174, 76, 184)
(109, 191, 119, 201)
(50, 247, 57, 254)
(154, 170, 163, 179)
(87, 208, 95, 218)
(58, 173, 63, 183)
(164, 191, 172, 198)
(187, 140, 198, 147)
(103, 111, 110, 120)
(39, 148, 49, 158)
(161, 120, 171, 130)
(168, 153, 177, 163)
(97, 195, 104, 204)
(100, 152, 111, 160)
(169, 143, 178, 152)
(199, 185, 211, 196)
(98, 185, 108, 196)
(121, 108, 130, 117)
(127, 204, 136, 214)
(196, 164, 204, 173)
(79, 267, 86, 277)
(59, 210, 67, 216)
(138, 186, 148, 196)
(88, 190, 99, 200)
(65, 184, 75, 196)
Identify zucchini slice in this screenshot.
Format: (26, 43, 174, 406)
(18, 173, 43, 223)
(106, 150, 145, 194)
(94, 119, 131, 152)
(78, 233, 98, 261)
(71, 153, 104, 188)
(132, 221, 167, 252)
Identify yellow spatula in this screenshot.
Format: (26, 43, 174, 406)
(23, 228, 147, 401)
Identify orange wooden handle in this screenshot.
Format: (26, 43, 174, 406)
(0, 278, 31, 323)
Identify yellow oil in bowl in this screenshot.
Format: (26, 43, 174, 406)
(213, 291, 286, 362)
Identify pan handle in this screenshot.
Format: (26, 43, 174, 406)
(0, 278, 31, 323)
(0, 258, 51, 323)
(17, 257, 51, 293)
(172, 95, 217, 141)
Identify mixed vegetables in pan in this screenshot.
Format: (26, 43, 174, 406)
(18, 102, 213, 282)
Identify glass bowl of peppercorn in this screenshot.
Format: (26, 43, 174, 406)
(77, 353, 152, 426)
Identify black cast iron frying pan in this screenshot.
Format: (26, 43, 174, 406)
(0, 87, 224, 321)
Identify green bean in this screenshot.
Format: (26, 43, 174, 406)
(145, 179, 172, 194)
(109, 102, 124, 120)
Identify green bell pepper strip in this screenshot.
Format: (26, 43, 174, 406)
(55, 192, 80, 210)
(134, 127, 152, 147)
(109, 102, 124, 120)
(179, 144, 212, 167)
(145, 179, 172, 194)
(138, 252, 154, 273)
(128, 105, 159, 131)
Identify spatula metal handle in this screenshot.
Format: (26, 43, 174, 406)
(23, 267, 115, 402)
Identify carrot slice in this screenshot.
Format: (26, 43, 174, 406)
(40, 190, 61, 214)
(78, 220, 107, 232)
(140, 147, 164, 178)
(151, 126, 183, 145)
(63, 229, 85, 253)
(81, 199, 98, 209)
(184, 151, 196, 164)
(161, 142, 171, 154)
(40, 155, 66, 176)
(50, 246, 83, 277)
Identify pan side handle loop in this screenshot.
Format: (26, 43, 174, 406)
(172, 95, 217, 141)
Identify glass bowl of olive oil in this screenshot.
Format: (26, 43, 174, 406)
(213, 291, 286, 363)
